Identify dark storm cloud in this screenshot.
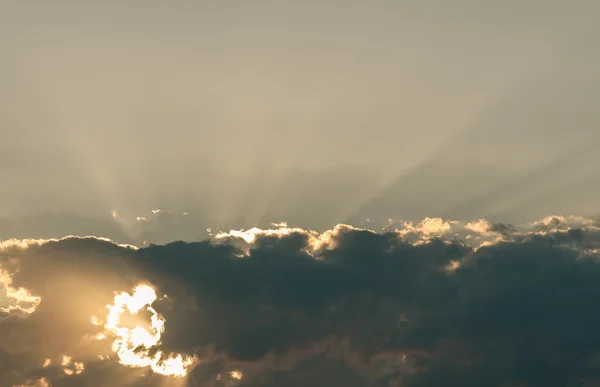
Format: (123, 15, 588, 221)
(2, 217, 600, 386)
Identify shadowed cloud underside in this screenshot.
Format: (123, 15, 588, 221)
(2, 215, 600, 386)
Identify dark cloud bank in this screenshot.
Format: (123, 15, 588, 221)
(2, 216, 600, 386)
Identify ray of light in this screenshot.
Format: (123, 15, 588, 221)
(485, 169, 600, 223)
(440, 138, 597, 220)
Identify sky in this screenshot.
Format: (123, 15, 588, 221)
(2, 1, 600, 244)
(2, 1, 600, 386)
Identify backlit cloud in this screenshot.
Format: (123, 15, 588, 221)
(2, 216, 600, 386)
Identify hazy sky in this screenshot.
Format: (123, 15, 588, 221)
(4, 3, 600, 386)
(2, 1, 600, 243)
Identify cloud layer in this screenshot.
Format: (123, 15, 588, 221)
(2, 215, 600, 386)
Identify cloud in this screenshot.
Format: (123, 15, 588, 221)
(2, 216, 600, 386)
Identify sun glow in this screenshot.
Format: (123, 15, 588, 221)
(61, 355, 85, 375)
(0, 268, 41, 317)
(100, 284, 195, 377)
